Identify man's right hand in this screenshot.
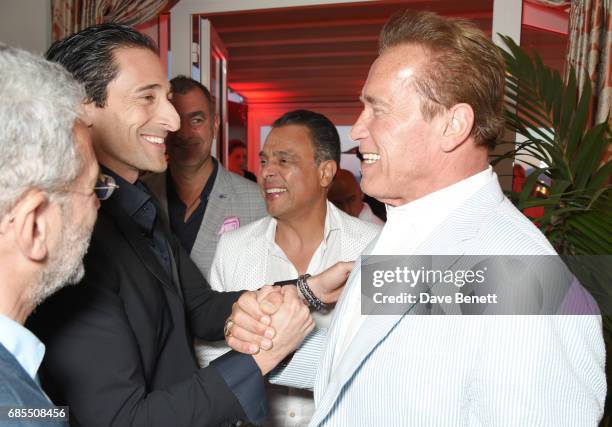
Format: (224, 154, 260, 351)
(225, 286, 283, 355)
(252, 286, 314, 375)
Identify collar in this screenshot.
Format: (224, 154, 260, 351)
(167, 157, 219, 205)
(386, 166, 494, 224)
(265, 200, 342, 248)
(372, 166, 495, 255)
(101, 165, 151, 218)
(0, 314, 45, 380)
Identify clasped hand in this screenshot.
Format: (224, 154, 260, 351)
(225, 261, 353, 374)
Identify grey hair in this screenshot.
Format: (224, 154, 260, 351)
(0, 44, 85, 218)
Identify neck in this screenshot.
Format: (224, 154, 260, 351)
(0, 263, 34, 325)
(275, 199, 327, 249)
(169, 158, 215, 204)
(96, 153, 140, 184)
(383, 151, 489, 207)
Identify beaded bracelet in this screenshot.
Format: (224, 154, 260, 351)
(296, 274, 327, 311)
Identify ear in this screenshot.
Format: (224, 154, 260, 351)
(319, 160, 338, 188)
(213, 113, 220, 136)
(440, 103, 474, 152)
(11, 190, 53, 262)
(81, 102, 98, 128)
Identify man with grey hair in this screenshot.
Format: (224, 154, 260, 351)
(0, 45, 101, 424)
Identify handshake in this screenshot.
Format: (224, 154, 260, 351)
(224, 261, 354, 375)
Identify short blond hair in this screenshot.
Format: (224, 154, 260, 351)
(380, 11, 505, 148)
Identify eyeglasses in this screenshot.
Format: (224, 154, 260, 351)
(94, 173, 119, 200)
(61, 173, 119, 201)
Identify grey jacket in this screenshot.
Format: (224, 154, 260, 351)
(144, 165, 267, 279)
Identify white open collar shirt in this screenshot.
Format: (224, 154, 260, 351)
(203, 201, 381, 426)
(333, 166, 495, 369)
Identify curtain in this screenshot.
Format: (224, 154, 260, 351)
(526, 0, 571, 7)
(566, 0, 612, 131)
(52, 0, 178, 41)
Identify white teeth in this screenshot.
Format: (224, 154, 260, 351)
(266, 188, 287, 194)
(143, 135, 164, 144)
(362, 153, 380, 164)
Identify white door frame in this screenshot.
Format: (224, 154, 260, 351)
(171, 0, 376, 78)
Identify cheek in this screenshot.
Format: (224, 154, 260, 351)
(198, 128, 213, 143)
(369, 119, 399, 149)
(125, 106, 153, 130)
(283, 169, 305, 191)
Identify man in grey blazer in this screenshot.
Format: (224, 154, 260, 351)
(227, 11, 606, 426)
(144, 76, 266, 280)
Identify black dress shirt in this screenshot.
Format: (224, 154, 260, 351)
(167, 159, 219, 253)
(102, 166, 172, 275)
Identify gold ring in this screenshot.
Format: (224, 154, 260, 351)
(224, 319, 234, 337)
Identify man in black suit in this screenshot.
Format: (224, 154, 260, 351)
(29, 24, 348, 427)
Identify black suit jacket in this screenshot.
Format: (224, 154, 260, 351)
(29, 192, 265, 426)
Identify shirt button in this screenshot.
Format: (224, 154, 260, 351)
(289, 411, 295, 418)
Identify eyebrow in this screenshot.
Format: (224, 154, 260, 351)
(135, 83, 162, 93)
(259, 150, 297, 159)
(360, 94, 390, 108)
(186, 111, 205, 119)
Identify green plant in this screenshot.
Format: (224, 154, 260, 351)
(496, 35, 612, 423)
(495, 35, 611, 256)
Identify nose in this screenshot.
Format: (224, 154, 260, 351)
(259, 160, 277, 182)
(349, 110, 369, 142)
(160, 97, 180, 132)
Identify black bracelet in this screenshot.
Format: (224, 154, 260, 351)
(272, 279, 297, 287)
(297, 274, 327, 311)
(272, 275, 327, 311)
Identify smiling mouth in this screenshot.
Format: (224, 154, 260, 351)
(265, 188, 287, 194)
(361, 153, 381, 164)
(142, 135, 165, 145)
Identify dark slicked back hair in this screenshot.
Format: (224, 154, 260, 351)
(45, 23, 158, 108)
(169, 75, 215, 115)
(272, 110, 341, 166)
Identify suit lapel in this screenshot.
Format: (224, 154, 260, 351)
(0, 343, 44, 401)
(312, 178, 506, 424)
(192, 168, 232, 256)
(101, 197, 174, 292)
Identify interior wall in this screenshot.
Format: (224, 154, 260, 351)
(0, 0, 52, 54)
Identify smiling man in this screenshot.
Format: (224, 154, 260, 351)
(28, 24, 334, 427)
(228, 11, 606, 426)
(203, 110, 380, 426)
(144, 76, 265, 280)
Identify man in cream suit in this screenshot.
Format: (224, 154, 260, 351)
(229, 11, 606, 426)
(144, 76, 266, 279)
(204, 109, 381, 426)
